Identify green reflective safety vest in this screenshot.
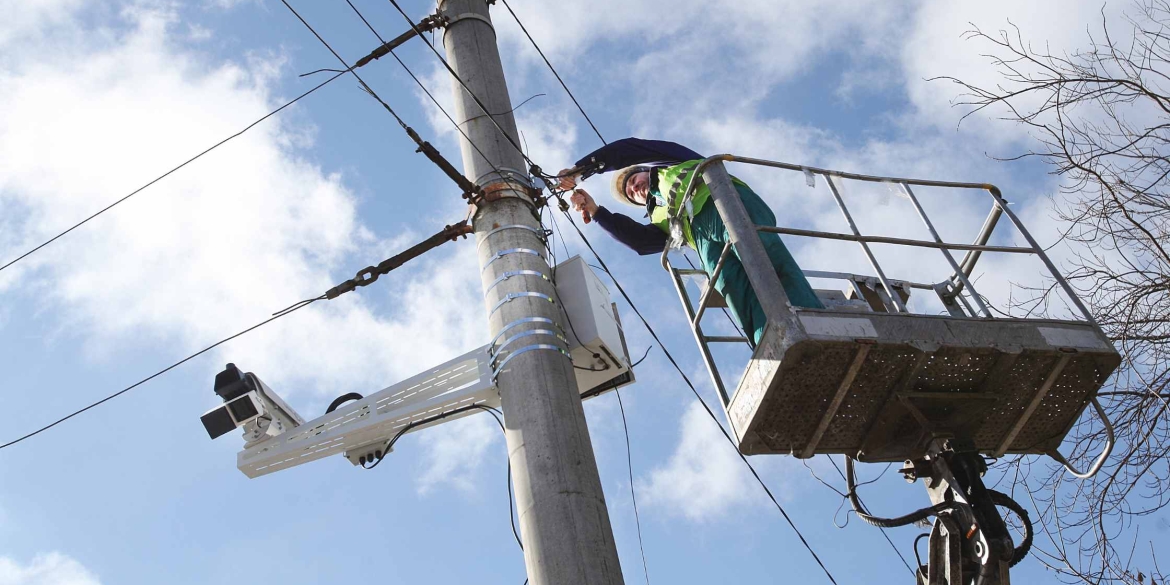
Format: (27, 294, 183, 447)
(649, 160, 748, 249)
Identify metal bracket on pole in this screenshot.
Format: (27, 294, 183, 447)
(444, 11, 494, 32)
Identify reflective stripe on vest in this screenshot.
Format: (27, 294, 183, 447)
(648, 160, 746, 249)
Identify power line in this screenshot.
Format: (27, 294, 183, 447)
(827, 456, 916, 576)
(341, 0, 507, 188)
(280, 0, 408, 129)
(0, 295, 324, 451)
(280, 0, 484, 201)
(0, 70, 346, 275)
(0, 8, 448, 276)
(549, 198, 840, 585)
(383, 0, 541, 172)
(495, 0, 607, 146)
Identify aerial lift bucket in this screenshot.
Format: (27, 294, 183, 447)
(662, 155, 1120, 585)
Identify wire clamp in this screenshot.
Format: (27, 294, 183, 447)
(466, 179, 540, 209)
(325, 221, 471, 300)
(443, 11, 495, 33)
(476, 224, 546, 253)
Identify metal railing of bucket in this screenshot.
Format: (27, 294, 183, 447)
(659, 154, 1098, 326)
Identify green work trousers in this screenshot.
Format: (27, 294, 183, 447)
(690, 182, 823, 345)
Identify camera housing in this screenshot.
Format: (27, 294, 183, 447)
(201, 363, 303, 441)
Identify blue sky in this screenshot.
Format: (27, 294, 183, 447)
(1, 0, 1164, 584)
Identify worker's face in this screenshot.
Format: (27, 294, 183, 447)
(625, 171, 650, 205)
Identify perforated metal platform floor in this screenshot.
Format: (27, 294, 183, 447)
(727, 309, 1121, 462)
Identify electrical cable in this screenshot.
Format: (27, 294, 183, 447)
(383, 0, 543, 173)
(299, 68, 346, 77)
(341, 0, 506, 186)
(3, 213, 471, 452)
(280, 0, 409, 129)
(912, 533, 930, 577)
(360, 403, 524, 554)
(0, 71, 346, 275)
(281, 0, 484, 201)
(481, 405, 527, 554)
(507, 455, 524, 552)
(845, 456, 960, 529)
(325, 392, 364, 414)
(630, 345, 653, 368)
(548, 210, 573, 263)
(464, 93, 547, 124)
(0, 295, 325, 451)
(495, 0, 607, 146)
(615, 388, 651, 585)
(539, 208, 597, 369)
(905, 492, 1032, 571)
(827, 456, 915, 576)
(550, 199, 840, 585)
(546, 201, 650, 581)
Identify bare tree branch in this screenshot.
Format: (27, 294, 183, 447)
(939, 2, 1170, 583)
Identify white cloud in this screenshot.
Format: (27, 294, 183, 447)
(205, 0, 258, 9)
(514, 107, 578, 173)
(0, 2, 488, 402)
(0, 553, 101, 585)
(489, 0, 916, 137)
(900, 0, 1129, 141)
(495, 0, 907, 75)
(0, 0, 86, 47)
(638, 401, 755, 521)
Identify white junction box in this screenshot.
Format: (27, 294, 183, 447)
(554, 255, 634, 397)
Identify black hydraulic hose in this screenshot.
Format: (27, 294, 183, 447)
(845, 456, 963, 528)
(852, 497, 958, 529)
(844, 456, 1032, 566)
(325, 392, 364, 414)
(988, 490, 1033, 567)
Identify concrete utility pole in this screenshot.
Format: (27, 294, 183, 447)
(438, 1, 626, 583)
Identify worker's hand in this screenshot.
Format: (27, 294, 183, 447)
(571, 189, 598, 224)
(556, 168, 579, 191)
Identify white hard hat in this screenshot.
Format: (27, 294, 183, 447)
(611, 165, 647, 207)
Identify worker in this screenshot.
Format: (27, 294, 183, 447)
(557, 137, 822, 346)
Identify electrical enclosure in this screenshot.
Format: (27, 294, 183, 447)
(554, 255, 633, 397)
